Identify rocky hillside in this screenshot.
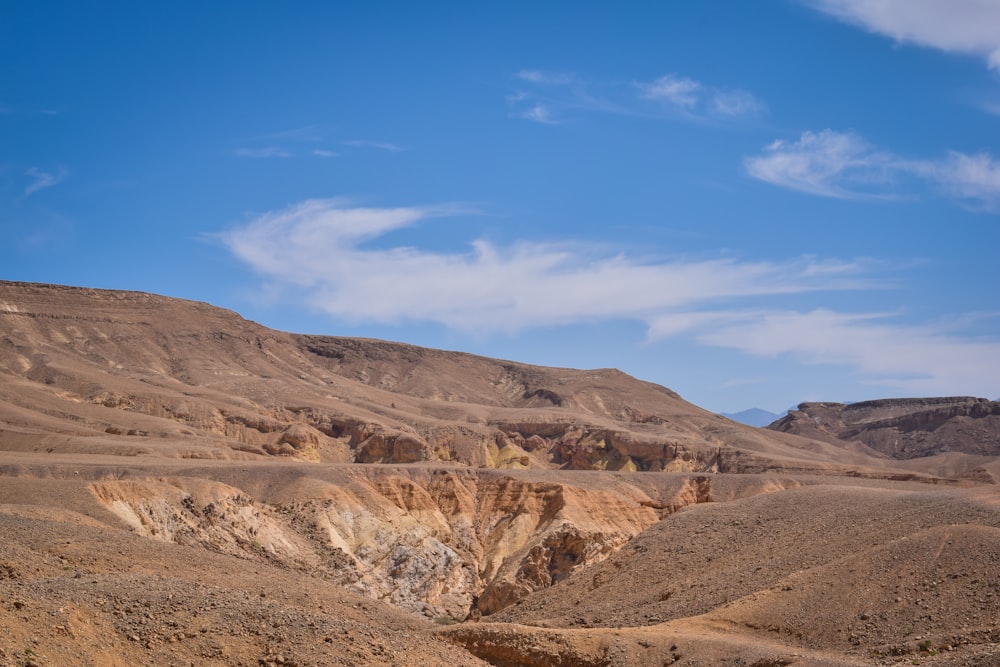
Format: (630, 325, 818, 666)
(0, 280, 934, 480)
(2, 281, 1000, 665)
(769, 397, 1000, 459)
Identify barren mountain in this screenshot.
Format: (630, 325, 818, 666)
(769, 398, 1000, 460)
(1, 280, 998, 666)
(0, 281, 967, 481)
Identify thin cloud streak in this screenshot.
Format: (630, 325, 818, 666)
(745, 130, 896, 199)
(221, 198, 873, 333)
(746, 129, 1000, 210)
(255, 125, 325, 142)
(234, 147, 292, 158)
(220, 199, 998, 398)
(635, 74, 767, 120)
(666, 308, 1000, 398)
(637, 74, 702, 108)
(928, 151, 1000, 209)
(519, 104, 560, 124)
(24, 166, 66, 197)
(711, 89, 768, 117)
(509, 70, 766, 124)
(804, 0, 1000, 70)
(516, 70, 575, 85)
(342, 140, 405, 152)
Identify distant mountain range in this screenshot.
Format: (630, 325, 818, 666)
(721, 408, 784, 427)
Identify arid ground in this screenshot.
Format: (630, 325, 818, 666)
(1, 281, 997, 666)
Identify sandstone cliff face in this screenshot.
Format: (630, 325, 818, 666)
(80, 462, 826, 624)
(85, 467, 709, 620)
(769, 397, 1000, 459)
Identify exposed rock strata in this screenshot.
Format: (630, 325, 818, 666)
(0, 280, 945, 481)
(82, 467, 745, 619)
(769, 397, 1000, 459)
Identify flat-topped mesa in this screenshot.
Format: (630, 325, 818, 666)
(770, 397, 1000, 459)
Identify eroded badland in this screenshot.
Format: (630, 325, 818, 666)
(1, 281, 998, 666)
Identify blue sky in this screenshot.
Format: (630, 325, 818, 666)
(3, 1, 999, 413)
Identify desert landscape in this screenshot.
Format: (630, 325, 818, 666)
(0, 280, 998, 666)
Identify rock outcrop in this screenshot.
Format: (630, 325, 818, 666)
(769, 397, 1000, 459)
(84, 466, 703, 619)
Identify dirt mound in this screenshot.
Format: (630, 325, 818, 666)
(494, 485, 1000, 653)
(0, 512, 490, 667)
(708, 523, 1000, 658)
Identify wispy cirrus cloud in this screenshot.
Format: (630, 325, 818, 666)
(220, 198, 872, 333)
(711, 89, 768, 117)
(0, 103, 65, 116)
(234, 147, 292, 158)
(255, 125, 326, 142)
(342, 140, 405, 152)
(745, 129, 1000, 210)
(519, 104, 560, 124)
(508, 69, 765, 124)
(218, 198, 998, 398)
(637, 74, 702, 108)
(804, 0, 1000, 70)
(923, 151, 1000, 209)
(24, 166, 67, 197)
(516, 69, 575, 86)
(652, 308, 1000, 398)
(637, 75, 767, 119)
(745, 130, 896, 199)
(234, 126, 352, 159)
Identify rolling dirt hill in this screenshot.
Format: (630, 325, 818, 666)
(1, 280, 998, 666)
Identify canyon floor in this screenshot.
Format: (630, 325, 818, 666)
(1, 281, 998, 666)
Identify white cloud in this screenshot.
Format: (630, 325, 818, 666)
(24, 166, 66, 197)
(508, 70, 765, 124)
(342, 140, 405, 152)
(516, 70, 575, 85)
(256, 125, 325, 142)
(711, 89, 767, 117)
(234, 147, 292, 158)
(220, 198, 999, 398)
(928, 151, 1000, 209)
(744, 130, 894, 199)
(637, 74, 702, 108)
(746, 129, 1000, 209)
(519, 104, 559, 124)
(220, 198, 869, 333)
(679, 308, 1000, 398)
(637, 74, 766, 119)
(312, 149, 338, 158)
(805, 0, 1000, 69)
